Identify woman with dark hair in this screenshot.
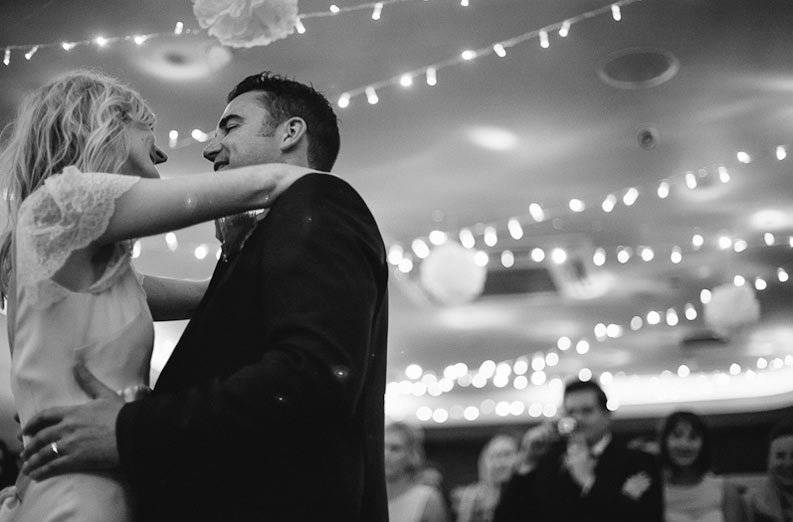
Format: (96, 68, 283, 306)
(659, 411, 745, 522)
(745, 421, 793, 522)
(385, 422, 449, 522)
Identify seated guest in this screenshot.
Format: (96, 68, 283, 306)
(494, 424, 556, 521)
(660, 410, 745, 522)
(493, 379, 663, 522)
(745, 421, 793, 522)
(386, 422, 449, 522)
(452, 434, 518, 522)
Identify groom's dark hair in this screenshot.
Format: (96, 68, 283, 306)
(228, 72, 340, 171)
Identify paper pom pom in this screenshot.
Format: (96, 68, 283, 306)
(192, 0, 299, 48)
(419, 242, 486, 305)
(704, 283, 760, 336)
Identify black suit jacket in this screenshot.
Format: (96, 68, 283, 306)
(494, 436, 663, 522)
(116, 174, 389, 522)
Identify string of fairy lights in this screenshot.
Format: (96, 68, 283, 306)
(386, 356, 793, 424)
(388, 144, 792, 276)
(1, 0, 615, 66)
(135, 0, 649, 148)
(389, 266, 793, 402)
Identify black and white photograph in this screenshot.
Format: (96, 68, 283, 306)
(0, 0, 792, 520)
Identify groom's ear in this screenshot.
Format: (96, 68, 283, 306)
(278, 117, 308, 153)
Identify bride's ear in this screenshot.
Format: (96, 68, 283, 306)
(278, 117, 308, 153)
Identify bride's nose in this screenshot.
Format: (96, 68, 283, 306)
(151, 146, 168, 165)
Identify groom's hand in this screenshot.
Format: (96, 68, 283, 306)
(20, 362, 124, 481)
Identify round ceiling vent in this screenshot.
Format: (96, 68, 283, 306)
(598, 48, 679, 89)
(133, 37, 233, 82)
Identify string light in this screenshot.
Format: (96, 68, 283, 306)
(670, 246, 682, 264)
(294, 19, 306, 34)
(371, 2, 383, 20)
(538, 30, 550, 49)
(484, 226, 498, 247)
(718, 166, 730, 183)
(337, 93, 350, 108)
(190, 129, 209, 142)
(174, 22, 184, 35)
(331, 0, 647, 106)
(764, 232, 775, 246)
(411, 238, 430, 258)
(551, 247, 567, 264)
(365, 86, 379, 105)
(330, 4, 341, 13)
(3, 49, 10, 66)
(529, 203, 545, 222)
(168, 130, 179, 148)
(428, 230, 447, 246)
(685, 171, 697, 189)
(622, 187, 639, 206)
(530, 247, 545, 262)
(61, 41, 76, 51)
(94, 36, 109, 47)
(508, 218, 524, 240)
(611, 4, 622, 20)
(459, 228, 475, 249)
(568, 198, 585, 212)
(737, 151, 751, 163)
(657, 180, 670, 199)
(132, 35, 149, 45)
(777, 146, 787, 161)
(593, 248, 606, 266)
(24, 46, 38, 60)
(399, 73, 413, 87)
(602, 194, 617, 213)
(460, 0, 469, 6)
(426, 67, 437, 86)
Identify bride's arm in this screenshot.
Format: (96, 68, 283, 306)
(141, 275, 210, 321)
(95, 163, 315, 246)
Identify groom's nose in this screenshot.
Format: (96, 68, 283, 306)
(203, 137, 221, 163)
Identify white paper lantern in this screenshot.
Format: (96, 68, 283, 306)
(419, 241, 486, 305)
(192, 0, 299, 48)
(704, 283, 760, 336)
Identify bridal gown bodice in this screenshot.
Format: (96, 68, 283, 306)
(0, 167, 152, 522)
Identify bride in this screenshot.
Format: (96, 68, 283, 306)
(0, 70, 315, 521)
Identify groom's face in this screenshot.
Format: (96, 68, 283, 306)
(203, 91, 283, 171)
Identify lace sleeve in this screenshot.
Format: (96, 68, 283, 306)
(15, 166, 140, 295)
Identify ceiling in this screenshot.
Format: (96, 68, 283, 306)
(1, 0, 793, 434)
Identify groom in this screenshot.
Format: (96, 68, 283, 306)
(21, 73, 389, 521)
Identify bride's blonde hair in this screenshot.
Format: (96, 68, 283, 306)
(0, 70, 155, 296)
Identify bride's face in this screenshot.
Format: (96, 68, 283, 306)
(119, 121, 168, 178)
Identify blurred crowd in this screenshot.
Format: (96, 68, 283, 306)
(386, 379, 793, 522)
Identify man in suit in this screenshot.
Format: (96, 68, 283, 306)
(494, 379, 663, 522)
(20, 72, 389, 521)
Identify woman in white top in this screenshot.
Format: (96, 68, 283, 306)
(659, 411, 746, 522)
(386, 422, 448, 522)
(0, 70, 314, 521)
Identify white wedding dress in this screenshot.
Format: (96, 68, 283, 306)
(0, 167, 153, 521)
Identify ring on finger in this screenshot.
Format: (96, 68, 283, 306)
(49, 441, 60, 456)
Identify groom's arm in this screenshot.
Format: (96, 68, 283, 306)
(116, 174, 386, 480)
